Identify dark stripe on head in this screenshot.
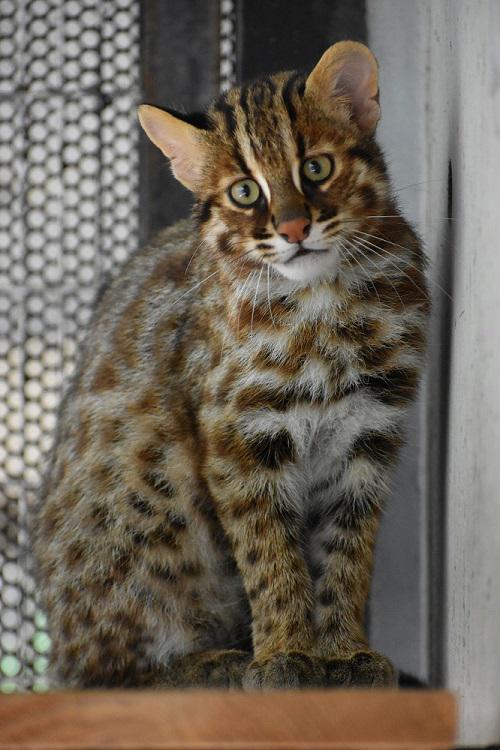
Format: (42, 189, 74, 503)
(348, 145, 375, 164)
(349, 144, 387, 176)
(252, 82, 266, 109)
(196, 198, 213, 226)
(265, 77, 277, 97)
(238, 83, 260, 159)
(215, 95, 238, 136)
(281, 72, 304, 125)
(214, 94, 249, 174)
(297, 132, 305, 159)
(239, 84, 250, 115)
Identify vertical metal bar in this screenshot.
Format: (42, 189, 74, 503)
(138, 0, 220, 243)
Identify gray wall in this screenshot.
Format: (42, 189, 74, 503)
(369, 1, 500, 744)
(367, 0, 430, 684)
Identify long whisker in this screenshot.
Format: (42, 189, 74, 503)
(353, 228, 419, 255)
(343, 238, 405, 309)
(266, 264, 277, 328)
(338, 238, 373, 280)
(364, 214, 456, 221)
(219, 268, 251, 360)
(333, 215, 456, 229)
(351, 231, 452, 302)
(236, 270, 257, 335)
(350, 235, 424, 305)
(184, 239, 204, 274)
(172, 270, 219, 306)
(338, 239, 380, 297)
(393, 177, 447, 195)
(251, 267, 264, 335)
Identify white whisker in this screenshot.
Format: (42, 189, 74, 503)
(172, 271, 219, 305)
(344, 238, 405, 309)
(266, 264, 277, 328)
(351, 230, 452, 302)
(236, 270, 257, 335)
(251, 266, 264, 335)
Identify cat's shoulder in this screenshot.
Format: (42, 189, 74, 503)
(147, 217, 196, 254)
(95, 217, 197, 306)
(124, 216, 197, 282)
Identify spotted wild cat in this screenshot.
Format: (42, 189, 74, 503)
(34, 41, 429, 689)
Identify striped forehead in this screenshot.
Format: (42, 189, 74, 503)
(212, 73, 305, 188)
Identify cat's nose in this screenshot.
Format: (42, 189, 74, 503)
(277, 217, 311, 244)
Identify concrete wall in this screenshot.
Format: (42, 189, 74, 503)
(368, 1, 500, 745)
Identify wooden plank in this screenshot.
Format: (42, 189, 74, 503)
(0, 690, 456, 749)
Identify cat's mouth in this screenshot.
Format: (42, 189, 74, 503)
(285, 245, 329, 263)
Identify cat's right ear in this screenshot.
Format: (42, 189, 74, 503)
(138, 105, 207, 191)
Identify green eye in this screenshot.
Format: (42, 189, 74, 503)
(229, 178, 261, 207)
(302, 155, 333, 183)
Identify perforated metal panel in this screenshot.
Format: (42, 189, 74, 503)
(0, 0, 140, 692)
(219, 0, 237, 92)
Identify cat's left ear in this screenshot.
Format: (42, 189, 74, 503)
(305, 41, 380, 133)
(138, 105, 207, 191)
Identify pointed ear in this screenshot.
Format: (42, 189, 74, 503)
(138, 105, 207, 191)
(305, 41, 380, 133)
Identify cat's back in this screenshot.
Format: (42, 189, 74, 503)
(88, 217, 198, 355)
(36, 217, 203, 528)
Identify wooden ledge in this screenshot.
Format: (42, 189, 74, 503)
(0, 690, 456, 749)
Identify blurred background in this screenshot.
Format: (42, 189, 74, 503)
(0, 1, 498, 745)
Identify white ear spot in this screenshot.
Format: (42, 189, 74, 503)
(305, 41, 380, 133)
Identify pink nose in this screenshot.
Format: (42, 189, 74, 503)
(277, 216, 311, 244)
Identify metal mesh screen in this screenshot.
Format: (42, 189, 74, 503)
(0, 0, 140, 692)
(219, 0, 236, 91)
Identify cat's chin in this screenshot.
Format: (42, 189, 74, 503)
(272, 251, 340, 284)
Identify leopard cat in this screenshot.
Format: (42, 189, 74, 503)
(34, 41, 429, 690)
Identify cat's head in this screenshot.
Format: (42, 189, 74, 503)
(139, 41, 390, 284)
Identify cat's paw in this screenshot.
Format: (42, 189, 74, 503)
(343, 650, 396, 687)
(169, 649, 252, 689)
(243, 651, 327, 690)
(242, 650, 395, 690)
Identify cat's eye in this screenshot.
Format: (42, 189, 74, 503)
(302, 155, 333, 183)
(229, 178, 261, 207)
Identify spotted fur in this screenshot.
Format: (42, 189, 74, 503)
(34, 42, 429, 689)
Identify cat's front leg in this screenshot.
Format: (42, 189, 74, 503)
(205, 423, 320, 688)
(308, 431, 400, 687)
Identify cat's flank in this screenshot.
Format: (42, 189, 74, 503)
(34, 41, 429, 689)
